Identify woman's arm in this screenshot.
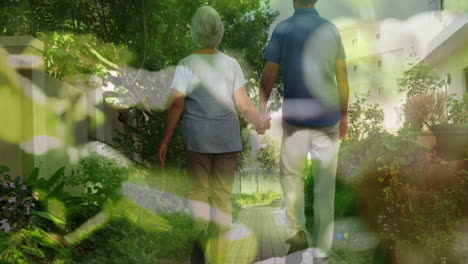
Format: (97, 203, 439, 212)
(234, 86, 271, 134)
(157, 90, 185, 167)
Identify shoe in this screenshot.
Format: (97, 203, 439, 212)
(191, 231, 208, 264)
(286, 230, 309, 255)
(313, 257, 332, 264)
(190, 242, 205, 264)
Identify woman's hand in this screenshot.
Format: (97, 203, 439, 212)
(157, 141, 168, 168)
(255, 113, 271, 135)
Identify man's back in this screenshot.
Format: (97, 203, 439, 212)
(264, 8, 346, 126)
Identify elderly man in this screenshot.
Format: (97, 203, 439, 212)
(259, 0, 349, 263)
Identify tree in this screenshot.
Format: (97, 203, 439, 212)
(0, 0, 279, 169)
(346, 91, 384, 142)
(398, 61, 447, 132)
(256, 135, 280, 172)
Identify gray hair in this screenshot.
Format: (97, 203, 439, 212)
(190, 6, 224, 48)
(294, 0, 318, 6)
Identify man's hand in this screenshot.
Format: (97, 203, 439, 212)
(339, 114, 348, 140)
(157, 141, 168, 168)
(255, 112, 271, 135)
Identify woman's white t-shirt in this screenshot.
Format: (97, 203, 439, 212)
(171, 53, 247, 153)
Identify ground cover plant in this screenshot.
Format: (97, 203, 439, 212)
(1, 152, 196, 264)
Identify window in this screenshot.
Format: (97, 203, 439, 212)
(464, 67, 468, 92)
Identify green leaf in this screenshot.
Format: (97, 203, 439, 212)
(19, 245, 45, 258)
(47, 167, 65, 187)
(50, 182, 65, 197)
(26, 167, 40, 186)
(0, 165, 11, 174)
(13, 176, 21, 186)
(30, 210, 65, 226)
(24, 228, 61, 249)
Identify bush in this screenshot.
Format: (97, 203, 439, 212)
(233, 191, 282, 208)
(0, 166, 67, 264)
(0, 166, 38, 232)
(304, 164, 358, 218)
(70, 215, 193, 264)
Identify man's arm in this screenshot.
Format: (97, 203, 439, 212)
(158, 90, 185, 167)
(335, 59, 350, 139)
(259, 61, 279, 113)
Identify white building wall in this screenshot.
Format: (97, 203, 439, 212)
(433, 47, 468, 95)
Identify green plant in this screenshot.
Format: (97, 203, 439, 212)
(402, 92, 447, 131)
(353, 134, 467, 262)
(398, 62, 446, 98)
(0, 166, 68, 264)
(233, 191, 282, 208)
(70, 214, 193, 264)
(69, 154, 129, 208)
(0, 166, 38, 232)
(112, 109, 186, 168)
(304, 163, 358, 218)
(255, 135, 280, 171)
(447, 94, 468, 124)
(398, 60, 449, 132)
(345, 91, 384, 142)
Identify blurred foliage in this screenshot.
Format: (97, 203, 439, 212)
(255, 135, 280, 172)
(233, 191, 282, 207)
(67, 154, 130, 219)
(305, 164, 358, 218)
(1, 152, 194, 263)
(345, 91, 384, 142)
(374, 155, 467, 262)
(447, 93, 468, 124)
(0, 0, 279, 170)
(69, 215, 193, 264)
(398, 61, 446, 98)
(398, 61, 450, 132)
(0, 166, 68, 263)
(402, 92, 447, 132)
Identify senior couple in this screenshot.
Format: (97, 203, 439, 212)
(158, 0, 349, 263)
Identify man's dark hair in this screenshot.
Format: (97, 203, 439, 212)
(294, 0, 318, 6)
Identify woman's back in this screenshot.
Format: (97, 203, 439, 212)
(171, 53, 246, 153)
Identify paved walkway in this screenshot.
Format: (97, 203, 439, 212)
(226, 206, 375, 264)
(226, 206, 289, 264)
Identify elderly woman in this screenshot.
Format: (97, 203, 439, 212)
(157, 6, 270, 264)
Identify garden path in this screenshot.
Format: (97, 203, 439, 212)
(226, 206, 377, 264)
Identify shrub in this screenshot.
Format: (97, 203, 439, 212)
(447, 93, 468, 124)
(402, 92, 447, 132)
(0, 166, 38, 232)
(0, 166, 67, 264)
(345, 91, 384, 142)
(304, 163, 358, 218)
(70, 215, 193, 264)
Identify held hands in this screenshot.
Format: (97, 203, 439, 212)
(255, 112, 271, 135)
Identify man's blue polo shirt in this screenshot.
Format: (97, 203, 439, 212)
(264, 8, 346, 127)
